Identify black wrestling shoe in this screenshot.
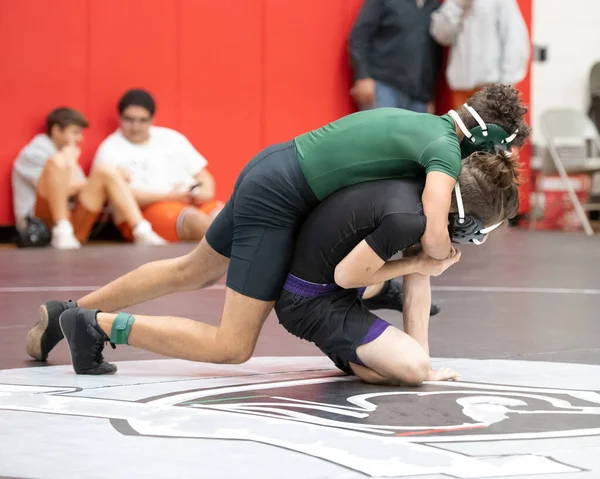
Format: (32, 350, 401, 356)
(26, 300, 77, 361)
(362, 280, 441, 316)
(59, 308, 117, 375)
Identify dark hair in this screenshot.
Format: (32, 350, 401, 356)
(46, 107, 89, 136)
(118, 89, 156, 116)
(456, 150, 522, 226)
(458, 84, 531, 147)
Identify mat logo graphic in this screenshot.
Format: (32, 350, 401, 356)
(1, 377, 599, 478)
(171, 379, 600, 440)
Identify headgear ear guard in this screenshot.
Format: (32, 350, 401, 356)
(448, 183, 502, 245)
(448, 104, 519, 157)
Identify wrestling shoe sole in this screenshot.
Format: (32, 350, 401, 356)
(25, 304, 51, 361)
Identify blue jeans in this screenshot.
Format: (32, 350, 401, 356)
(366, 80, 427, 112)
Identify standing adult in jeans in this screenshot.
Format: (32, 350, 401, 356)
(349, 0, 442, 112)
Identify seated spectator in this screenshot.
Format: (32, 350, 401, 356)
(12, 107, 166, 249)
(93, 89, 221, 243)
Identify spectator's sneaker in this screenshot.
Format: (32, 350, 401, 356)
(26, 300, 77, 361)
(59, 308, 117, 375)
(132, 220, 168, 245)
(51, 220, 81, 250)
(362, 280, 441, 316)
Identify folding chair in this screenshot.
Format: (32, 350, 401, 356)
(533, 108, 600, 236)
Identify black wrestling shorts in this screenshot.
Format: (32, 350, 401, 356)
(205, 141, 318, 301)
(274, 274, 391, 374)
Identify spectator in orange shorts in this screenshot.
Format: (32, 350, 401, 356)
(92, 89, 221, 243)
(11, 108, 166, 249)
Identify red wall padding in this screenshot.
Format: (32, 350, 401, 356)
(515, 0, 533, 215)
(0, 0, 89, 225)
(0, 0, 532, 225)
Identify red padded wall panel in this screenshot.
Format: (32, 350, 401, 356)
(515, 0, 533, 215)
(263, 0, 350, 144)
(86, 0, 180, 170)
(180, 0, 263, 200)
(0, 0, 88, 224)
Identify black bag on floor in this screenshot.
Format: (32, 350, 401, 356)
(15, 215, 51, 248)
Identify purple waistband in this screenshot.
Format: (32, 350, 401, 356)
(283, 274, 365, 298)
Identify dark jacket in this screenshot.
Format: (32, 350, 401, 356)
(349, 0, 442, 103)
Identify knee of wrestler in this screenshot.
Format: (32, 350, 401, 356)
(220, 345, 254, 365)
(395, 354, 430, 386)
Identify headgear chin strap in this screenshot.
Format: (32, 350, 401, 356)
(448, 105, 518, 157)
(449, 183, 502, 245)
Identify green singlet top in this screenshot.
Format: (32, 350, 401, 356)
(293, 108, 461, 201)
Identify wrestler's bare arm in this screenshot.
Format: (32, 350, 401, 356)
(334, 240, 461, 289)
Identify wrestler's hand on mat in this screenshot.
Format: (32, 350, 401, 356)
(415, 249, 461, 277)
(426, 368, 460, 382)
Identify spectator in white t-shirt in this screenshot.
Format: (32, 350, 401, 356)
(92, 90, 221, 243)
(11, 107, 166, 249)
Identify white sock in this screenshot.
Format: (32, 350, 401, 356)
(132, 220, 152, 236)
(53, 219, 74, 234)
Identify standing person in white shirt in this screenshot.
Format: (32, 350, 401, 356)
(11, 108, 166, 249)
(430, 0, 530, 110)
(93, 90, 221, 243)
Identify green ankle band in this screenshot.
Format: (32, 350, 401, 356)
(111, 312, 135, 345)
